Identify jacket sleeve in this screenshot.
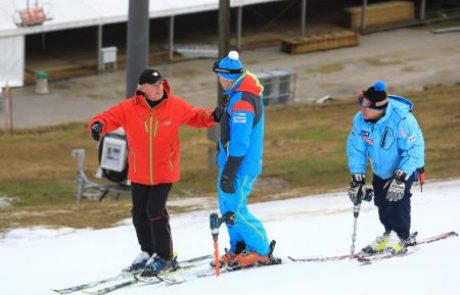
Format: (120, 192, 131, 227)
(180, 100, 215, 128)
(228, 99, 254, 157)
(346, 114, 368, 174)
(396, 113, 425, 176)
(88, 102, 126, 136)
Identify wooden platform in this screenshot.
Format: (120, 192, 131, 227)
(281, 30, 358, 54)
(345, 1, 415, 31)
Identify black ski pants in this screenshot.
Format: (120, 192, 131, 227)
(131, 182, 173, 260)
(372, 174, 414, 240)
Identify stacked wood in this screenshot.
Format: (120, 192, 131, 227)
(281, 30, 358, 54)
(345, 1, 415, 31)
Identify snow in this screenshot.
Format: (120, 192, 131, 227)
(1, 179, 459, 295)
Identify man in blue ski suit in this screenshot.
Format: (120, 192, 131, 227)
(346, 80, 425, 254)
(212, 51, 271, 267)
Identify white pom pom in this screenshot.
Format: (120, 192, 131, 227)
(228, 51, 239, 60)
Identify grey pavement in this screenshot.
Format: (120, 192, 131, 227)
(2, 26, 460, 129)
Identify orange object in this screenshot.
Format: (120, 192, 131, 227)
(235, 251, 270, 267)
(220, 251, 237, 264)
(213, 241, 220, 276)
(19, 7, 46, 26)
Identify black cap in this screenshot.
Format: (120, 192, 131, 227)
(138, 68, 162, 85)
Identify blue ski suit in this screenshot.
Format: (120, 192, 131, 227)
(347, 95, 425, 239)
(217, 71, 270, 256)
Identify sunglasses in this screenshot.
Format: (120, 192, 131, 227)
(212, 60, 244, 74)
(358, 91, 388, 112)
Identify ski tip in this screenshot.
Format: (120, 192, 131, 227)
(449, 231, 459, 237)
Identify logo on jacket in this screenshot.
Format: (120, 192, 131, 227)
(360, 130, 373, 145)
(232, 112, 247, 124)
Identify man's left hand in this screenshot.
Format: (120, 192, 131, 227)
(211, 106, 225, 122)
(386, 170, 408, 202)
(220, 174, 235, 194)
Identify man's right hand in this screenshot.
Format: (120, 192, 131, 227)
(347, 173, 365, 204)
(91, 121, 104, 141)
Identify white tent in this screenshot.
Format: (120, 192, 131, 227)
(0, 0, 289, 87)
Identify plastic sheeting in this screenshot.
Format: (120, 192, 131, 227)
(0, 35, 24, 87)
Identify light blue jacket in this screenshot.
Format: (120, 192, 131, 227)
(217, 72, 264, 177)
(346, 95, 425, 180)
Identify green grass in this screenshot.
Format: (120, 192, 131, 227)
(1, 84, 459, 232)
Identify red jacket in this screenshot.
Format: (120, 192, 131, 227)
(89, 80, 215, 185)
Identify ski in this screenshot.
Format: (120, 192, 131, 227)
(83, 278, 142, 295)
(53, 254, 212, 295)
(52, 274, 131, 294)
(288, 254, 354, 262)
(356, 248, 415, 264)
(288, 231, 458, 263)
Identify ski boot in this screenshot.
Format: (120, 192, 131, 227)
(229, 240, 281, 270)
(140, 254, 178, 277)
(360, 232, 390, 255)
(122, 251, 150, 274)
(384, 231, 406, 254)
(211, 241, 246, 267)
(401, 232, 418, 247)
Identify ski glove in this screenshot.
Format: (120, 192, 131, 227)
(91, 121, 104, 141)
(386, 170, 408, 202)
(220, 156, 243, 194)
(347, 174, 365, 204)
(211, 106, 225, 123)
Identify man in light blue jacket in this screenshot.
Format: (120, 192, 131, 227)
(346, 81, 425, 254)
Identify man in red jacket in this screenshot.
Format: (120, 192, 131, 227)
(89, 68, 222, 276)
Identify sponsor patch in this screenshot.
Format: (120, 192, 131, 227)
(360, 130, 370, 137)
(360, 135, 374, 145)
(233, 116, 247, 123)
(408, 134, 416, 143)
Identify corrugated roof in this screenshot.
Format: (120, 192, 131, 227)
(0, 0, 286, 38)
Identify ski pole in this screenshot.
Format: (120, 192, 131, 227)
(350, 188, 363, 258)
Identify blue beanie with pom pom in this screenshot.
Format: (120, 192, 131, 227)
(213, 51, 244, 80)
(360, 80, 388, 110)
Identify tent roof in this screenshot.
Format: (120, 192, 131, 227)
(0, 0, 286, 38)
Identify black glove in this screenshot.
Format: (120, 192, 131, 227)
(386, 169, 408, 202)
(220, 174, 235, 194)
(211, 106, 225, 123)
(220, 156, 243, 194)
(91, 121, 104, 141)
(347, 173, 365, 204)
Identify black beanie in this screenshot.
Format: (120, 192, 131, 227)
(360, 80, 388, 110)
(138, 68, 162, 85)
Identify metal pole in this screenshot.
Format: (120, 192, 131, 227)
(301, 0, 307, 37)
(237, 6, 243, 50)
(97, 25, 103, 72)
(350, 202, 361, 256)
(360, 0, 368, 34)
(218, 0, 230, 106)
(208, 0, 231, 169)
(126, 0, 150, 97)
(420, 0, 426, 21)
(169, 15, 175, 61)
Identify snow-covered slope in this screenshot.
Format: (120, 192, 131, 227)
(1, 179, 459, 295)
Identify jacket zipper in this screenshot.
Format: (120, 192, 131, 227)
(149, 112, 153, 184)
(145, 98, 164, 185)
(132, 148, 137, 173)
(168, 150, 174, 172)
